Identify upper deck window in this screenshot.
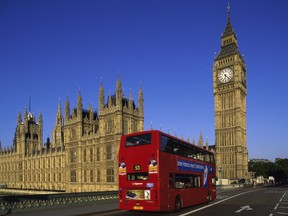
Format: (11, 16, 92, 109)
(125, 133, 152, 147)
(161, 135, 215, 164)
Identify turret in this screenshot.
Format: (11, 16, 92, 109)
(24, 107, 28, 122)
(116, 74, 123, 108)
(56, 99, 62, 125)
(38, 112, 43, 150)
(137, 82, 144, 131)
(138, 82, 144, 115)
(205, 139, 209, 150)
(77, 90, 83, 121)
(88, 103, 93, 120)
(197, 131, 204, 148)
(99, 80, 105, 111)
(52, 99, 63, 147)
(65, 96, 70, 122)
(129, 90, 133, 110)
(17, 111, 22, 125)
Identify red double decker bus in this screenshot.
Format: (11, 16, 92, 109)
(118, 130, 216, 212)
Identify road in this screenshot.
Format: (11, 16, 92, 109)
(95, 184, 288, 216)
(3, 185, 287, 216)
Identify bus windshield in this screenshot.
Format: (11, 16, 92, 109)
(125, 133, 152, 147)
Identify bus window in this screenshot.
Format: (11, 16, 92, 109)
(172, 140, 181, 154)
(127, 172, 149, 181)
(186, 145, 194, 158)
(172, 139, 186, 157)
(160, 134, 215, 164)
(161, 136, 170, 152)
(161, 135, 176, 154)
(126, 133, 152, 147)
(175, 174, 202, 189)
(195, 175, 201, 188)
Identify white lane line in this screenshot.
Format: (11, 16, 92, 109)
(275, 203, 280, 210)
(269, 214, 273, 216)
(178, 189, 263, 216)
(276, 212, 288, 215)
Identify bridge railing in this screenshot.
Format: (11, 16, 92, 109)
(0, 190, 118, 213)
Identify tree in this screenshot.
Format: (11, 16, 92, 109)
(248, 161, 275, 177)
(249, 159, 288, 182)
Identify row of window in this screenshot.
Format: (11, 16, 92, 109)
(126, 173, 207, 189)
(124, 133, 214, 163)
(1, 168, 115, 183)
(217, 56, 235, 66)
(70, 168, 114, 183)
(1, 172, 63, 182)
(223, 38, 234, 46)
(125, 133, 151, 147)
(171, 173, 202, 189)
(0, 158, 64, 171)
(69, 145, 114, 164)
(161, 135, 215, 164)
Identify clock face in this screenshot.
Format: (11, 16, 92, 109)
(218, 68, 233, 83)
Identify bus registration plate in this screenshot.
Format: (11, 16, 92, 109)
(133, 206, 143, 210)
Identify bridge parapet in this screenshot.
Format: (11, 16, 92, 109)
(0, 191, 118, 214)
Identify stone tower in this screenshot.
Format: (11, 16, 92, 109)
(213, 4, 248, 180)
(14, 108, 43, 155)
(51, 99, 64, 149)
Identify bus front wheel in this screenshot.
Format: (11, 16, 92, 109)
(174, 196, 181, 212)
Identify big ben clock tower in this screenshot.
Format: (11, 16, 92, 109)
(213, 4, 248, 180)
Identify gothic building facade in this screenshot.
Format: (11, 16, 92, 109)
(213, 4, 248, 180)
(0, 76, 144, 192)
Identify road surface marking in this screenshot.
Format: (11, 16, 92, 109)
(178, 189, 263, 216)
(275, 203, 280, 210)
(235, 205, 253, 213)
(276, 212, 288, 215)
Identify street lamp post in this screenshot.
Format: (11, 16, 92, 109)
(218, 166, 222, 188)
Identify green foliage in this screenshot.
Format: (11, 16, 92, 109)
(249, 159, 288, 181)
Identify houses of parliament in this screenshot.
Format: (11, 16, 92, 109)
(0, 4, 249, 192)
(0, 77, 144, 192)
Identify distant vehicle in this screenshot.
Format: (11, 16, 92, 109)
(0, 184, 7, 189)
(118, 130, 216, 212)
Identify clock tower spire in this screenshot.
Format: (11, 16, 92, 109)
(217, 2, 239, 60)
(213, 3, 248, 180)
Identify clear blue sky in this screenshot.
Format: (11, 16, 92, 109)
(0, 0, 287, 161)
